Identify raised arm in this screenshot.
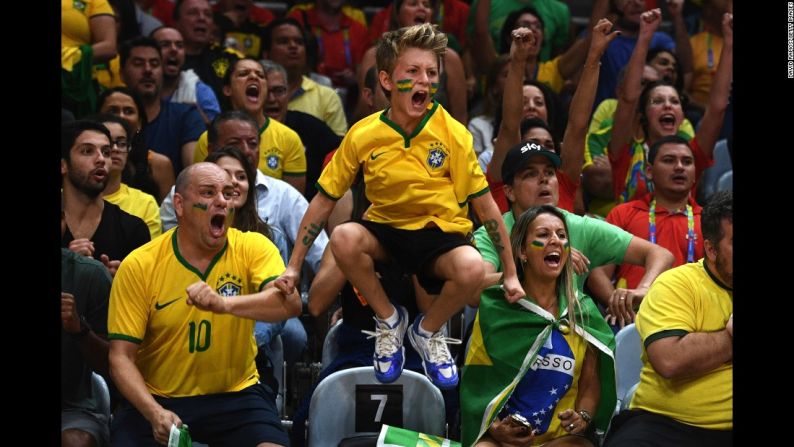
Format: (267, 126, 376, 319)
(487, 27, 534, 182)
(470, 0, 498, 75)
(444, 48, 469, 124)
(559, 19, 619, 182)
(275, 193, 338, 294)
(694, 13, 733, 160)
(557, 0, 611, 80)
(607, 9, 662, 163)
(667, 0, 694, 90)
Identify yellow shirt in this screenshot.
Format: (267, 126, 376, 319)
(689, 32, 723, 106)
(288, 76, 348, 136)
(62, 0, 114, 70)
(108, 228, 285, 397)
(104, 183, 161, 240)
(318, 101, 488, 236)
(538, 57, 564, 94)
(193, 117, 306, 179)
(632, 259, 733, 430)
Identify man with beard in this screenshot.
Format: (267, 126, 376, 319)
(61, 121, 150, 276)
(120, 36, 205, 176)
(603, 190, 732, 447)
(588, 136, 706, 326)
(108, 162, 300, 446)
(152, 26, 221, 124)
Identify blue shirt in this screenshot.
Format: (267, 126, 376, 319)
(143, 100, 205, 175)
(595, 31, 676, 105)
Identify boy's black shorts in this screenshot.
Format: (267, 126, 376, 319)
(356, 220, 474, 295)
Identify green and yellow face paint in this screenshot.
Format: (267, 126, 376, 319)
(529, 240, 545, 250)
(192, 203, 208, 211)
(396, 79, 414, 92)
(430, 82, 439, 96)
(563, 241, 571, 251)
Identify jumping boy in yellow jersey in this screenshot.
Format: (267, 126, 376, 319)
(274, 23, 523, 389)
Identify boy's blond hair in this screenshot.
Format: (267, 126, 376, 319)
(375, 23, 447, 79)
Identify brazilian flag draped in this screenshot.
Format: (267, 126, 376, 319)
(460, 286, 616, 446)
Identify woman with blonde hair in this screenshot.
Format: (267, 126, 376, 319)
(461, 205, 616, 447)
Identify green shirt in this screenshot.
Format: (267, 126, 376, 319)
(467, 0, 571, 62)
(474, 208, 633, 293)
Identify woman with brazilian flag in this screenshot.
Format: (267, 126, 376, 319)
(461, 206, 616, 447)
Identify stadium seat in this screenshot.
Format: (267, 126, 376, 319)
(91, 372, 111, 419)
(716, 170, 732, 192)
(307, 367, 446, 447)
(614, 324, 642, 413)
(697, 139, 732, 204)
(271, 335, 286, 417)
(321, 319, 343, 370)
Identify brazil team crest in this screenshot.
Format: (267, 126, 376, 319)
(427, 141, 448, 169)
(262, 147, 282, 172)
(216, 273, 242, 297)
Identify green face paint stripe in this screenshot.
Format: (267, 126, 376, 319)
(563, 241, 570, 250)
(396, 79, 414, 92)
(529, 240, 545, 249)
(430, 82, 439, 94)
(192, 203, 208, 211)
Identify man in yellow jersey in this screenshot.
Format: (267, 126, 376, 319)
(603, 190, 732, 447)
(108, 162, 301, 446)
(274, 23, 524, 390)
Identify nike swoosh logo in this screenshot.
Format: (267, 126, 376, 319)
(370, 151, 387, 160)
(154, 298, 180, 310)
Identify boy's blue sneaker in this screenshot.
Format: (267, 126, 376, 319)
(362, 305, 409, 383)
(408, 315, 461, 390)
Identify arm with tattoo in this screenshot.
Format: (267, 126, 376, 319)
(274, 194, 336, 294)
(471, 194, 525, 302)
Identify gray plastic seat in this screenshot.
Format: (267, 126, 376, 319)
(614, 324, 642, 413)
(307, 367, 446, 447)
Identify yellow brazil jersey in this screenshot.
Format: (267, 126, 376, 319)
(62, 0, 114, 49)
(632, 259, 733, 429)
(317, 101, 488, 236)
(108, 228, 285, 398)
(193, 117, 306, 179)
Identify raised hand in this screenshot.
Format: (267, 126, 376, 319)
(510, 27, 536, 63)
(639, 8, 663, 38)
(589, 18, 620, 56)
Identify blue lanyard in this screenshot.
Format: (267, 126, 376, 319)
(649, 198, 696, 263)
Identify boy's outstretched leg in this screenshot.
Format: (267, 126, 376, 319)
(409, 245, 483, 389)
(330, 222, 408, 383)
